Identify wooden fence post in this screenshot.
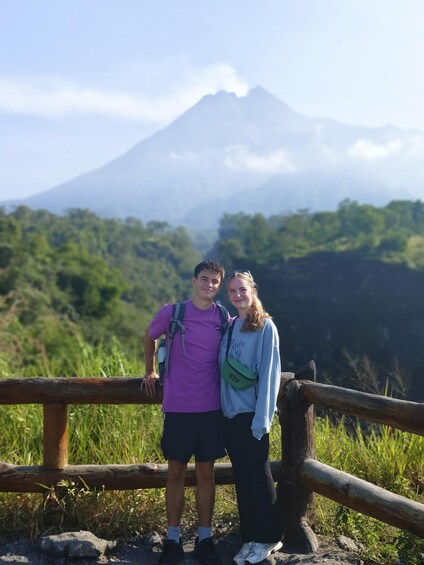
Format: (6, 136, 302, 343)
(43, 404, 68, 470)
(278, 361, 319, 553)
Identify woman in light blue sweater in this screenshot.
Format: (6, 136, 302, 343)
(219, 270, 283, 565)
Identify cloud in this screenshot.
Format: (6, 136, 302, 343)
(184, 62, 249, 99)
(349, 138, 402, 161)
(224, 145, 297, 174)
(0, 64, 249, 123)
(407, 134, 424, 155)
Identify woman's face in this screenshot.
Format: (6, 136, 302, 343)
(228, 276, 255, 313)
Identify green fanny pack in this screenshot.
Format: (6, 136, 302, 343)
(221, 319, 257, 391)
(222, 356, 257, 390)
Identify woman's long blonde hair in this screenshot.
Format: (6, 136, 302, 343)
(227, 271, 270, 332)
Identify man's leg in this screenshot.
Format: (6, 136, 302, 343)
(194, 410, 224, 529)
(193, 460, 222, 563)
(194, 460, 215, 527)
(166, 459, 188, 526)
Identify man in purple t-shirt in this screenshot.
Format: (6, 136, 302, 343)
(142, 260, 227, 565)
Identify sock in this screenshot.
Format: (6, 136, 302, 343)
(198, 526, 212, 542)
(167, 526, 181, 543)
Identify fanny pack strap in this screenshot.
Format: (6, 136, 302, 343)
(226, 318, 238, 358)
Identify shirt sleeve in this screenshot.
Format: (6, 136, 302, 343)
(251, 319, 281, 440)
(149, 304, 173, 340)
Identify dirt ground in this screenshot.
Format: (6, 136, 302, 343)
(0, 531, 363, 564)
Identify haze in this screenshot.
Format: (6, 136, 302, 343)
(1, 0, 424, 201)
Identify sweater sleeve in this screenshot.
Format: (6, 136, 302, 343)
(251, 319, 281, 440)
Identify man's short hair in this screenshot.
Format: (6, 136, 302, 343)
(193, 260, 225, 283)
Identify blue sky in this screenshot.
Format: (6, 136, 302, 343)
(1, 0, 424, 200)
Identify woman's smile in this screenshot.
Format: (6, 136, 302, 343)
(228, 279, 254, 312)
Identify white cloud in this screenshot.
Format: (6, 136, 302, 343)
(349, 138, 402, 161)
(0, 64, 249, 123)
(184, 63, 249, 99)
(224, 145, 296, 174)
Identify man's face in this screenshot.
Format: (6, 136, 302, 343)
(192, 269, 222, 302)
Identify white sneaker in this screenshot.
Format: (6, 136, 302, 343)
(233, 542, 254, 564)
(246, 541, 283, 564)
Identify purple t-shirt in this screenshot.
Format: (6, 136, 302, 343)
(149, 300, 223, 413)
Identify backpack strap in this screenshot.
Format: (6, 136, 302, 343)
(225, 317, 237, 358)
(169, 302, 186, 348)
(216, 303, 230, 336)
(162, 302, 186, 381)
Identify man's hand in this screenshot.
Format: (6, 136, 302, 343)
(141, 372, 160, 397)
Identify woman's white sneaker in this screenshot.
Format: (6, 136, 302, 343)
(233, 542, 254, 564)
(246, 541, 283, 564)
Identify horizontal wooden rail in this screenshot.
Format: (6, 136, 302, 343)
(1, 376, 422, 437)
(0, 460, 282, 492)
(299, 459, 424, 538)
(301, 381, 424, 436)
(0, 374, 297, 406)
(0, 377, 154, 405)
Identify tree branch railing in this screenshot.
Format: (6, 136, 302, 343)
(0, 364, 423, 553)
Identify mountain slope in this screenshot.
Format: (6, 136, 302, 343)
(6, 87, 424, 227)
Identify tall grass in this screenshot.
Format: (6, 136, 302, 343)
(0, 349, 423, 563)
(312, 416, 424, 564)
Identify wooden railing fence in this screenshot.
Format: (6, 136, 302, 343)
(0, 361, 423, 552)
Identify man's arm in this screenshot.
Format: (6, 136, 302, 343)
(141, 326, 160, 397)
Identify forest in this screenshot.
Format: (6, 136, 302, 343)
(0, 199, 423, 399)
(1, 199, 424, 563)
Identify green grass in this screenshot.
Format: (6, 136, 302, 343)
(0, 353, 423, 563)
(313, 416, 424, 564)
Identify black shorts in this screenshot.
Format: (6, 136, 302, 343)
(161, 410, 226, 463)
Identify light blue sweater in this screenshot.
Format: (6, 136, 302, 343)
(219, 317, 281, 440)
